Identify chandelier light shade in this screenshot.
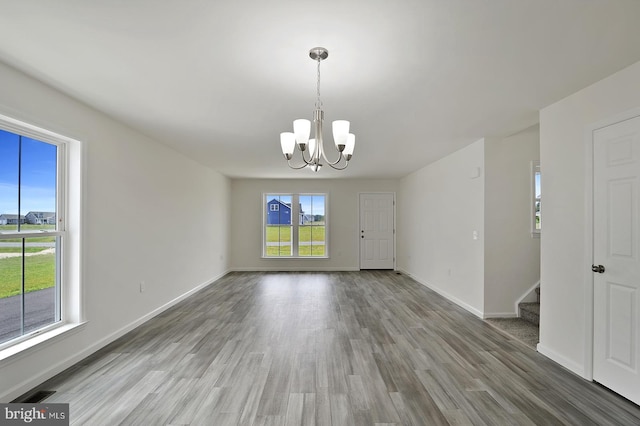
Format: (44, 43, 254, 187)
(280, 47, 355, 171)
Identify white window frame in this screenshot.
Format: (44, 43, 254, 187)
(531, 161, 541, 237)
(0, 114, 83, 358)
(270, 203, 279, 212)
(263, 193, 328, 258)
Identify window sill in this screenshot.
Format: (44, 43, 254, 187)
(0, 321, 87, 366)
(261, 256, 329, 260)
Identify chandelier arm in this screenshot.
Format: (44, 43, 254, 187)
(314, 112, 323, 166)
(286, 159, 312, 170)
(320, 144, 347, 166)
(325, 157, 350, 170)
(288, 149, 315, 169)
(316, 109, 348, 168)
(284, 144, 317, 169)
(300, 144, 315, 165)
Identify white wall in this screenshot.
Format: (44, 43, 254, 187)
(0, 61, 231, 402)
(230, 178, 398, 271)
(539, 60, 640, 376)
(397, 139, 485, 317)
(484, 126, 540, 316)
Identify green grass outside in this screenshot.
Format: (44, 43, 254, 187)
(0, 224, 55, 230)
(0, 224, 55, 233)
(266, 225, 325, 242)
(265, 246, 292, 256)
(0, 247, 49, 254)
(266, 225, 291, 242)
(265, 225, 325, 256)
(299, 245, 325, 256)
(0, 236, 55, 243)
(298, 225, 325, 242)
(0, 253, 56, 299)
(265, 245, 325, 256)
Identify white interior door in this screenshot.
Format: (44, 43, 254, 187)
(359, 193, 395, 270)
(593, 115, 640, 405)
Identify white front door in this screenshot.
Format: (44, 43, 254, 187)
(359, 193, 395, 270)
(593, 115, 640, 405)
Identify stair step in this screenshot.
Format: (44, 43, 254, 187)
(519, 302, 540, 326)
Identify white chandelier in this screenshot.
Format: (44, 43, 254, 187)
(280, 47, 355, 171)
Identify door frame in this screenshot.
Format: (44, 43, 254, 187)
(358, 192, 396, 270)
(584, 106, 640, 381)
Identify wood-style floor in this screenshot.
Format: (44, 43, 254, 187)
(31, 271, 640, 425)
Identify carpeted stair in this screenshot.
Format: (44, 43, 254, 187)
(518, 287, 540, 326)
(485, 287, 540, 349)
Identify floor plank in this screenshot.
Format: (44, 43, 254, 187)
(24, 271, 640, 425)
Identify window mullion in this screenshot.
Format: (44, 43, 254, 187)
(56, 236, 62, 321)
(18, 135, 22, 232)
(292, 194, 299, 256)
(0, 231, 64, 240)
(57, 142, 66, 232)
(20, 238, 25, 335)
(18, 136, 25, 335)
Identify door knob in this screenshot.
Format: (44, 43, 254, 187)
(591, 264, 605, 273)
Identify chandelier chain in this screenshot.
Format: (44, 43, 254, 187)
(315, 58, 323, 109)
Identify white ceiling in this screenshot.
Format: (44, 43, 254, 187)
(1, 1, 640, 179)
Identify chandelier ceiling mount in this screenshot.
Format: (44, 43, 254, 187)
(309, 47, 329, 61)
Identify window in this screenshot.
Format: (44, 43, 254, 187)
(0, 123, 66, 348)
(264, 193, 327, 257)
(532, 161, 541, 236)
(298, 195, 326, 256)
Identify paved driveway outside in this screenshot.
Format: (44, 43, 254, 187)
(0, 287, 56, 344)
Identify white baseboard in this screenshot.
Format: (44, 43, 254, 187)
(0, 270, 229, 403)
(536, 343, 586, 378)
(230, 267, 360, 272)
(399, 270, 484, 319)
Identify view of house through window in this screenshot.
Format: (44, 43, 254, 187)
(264, 193, 326, 257)
(0, 128, 62, 346)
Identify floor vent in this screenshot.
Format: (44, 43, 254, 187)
(12, 390, 56, 403)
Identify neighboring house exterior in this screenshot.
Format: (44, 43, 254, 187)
(266, 199, 305, 225)
(0, 214, 26, 225)
(25, 211, 56, 225)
